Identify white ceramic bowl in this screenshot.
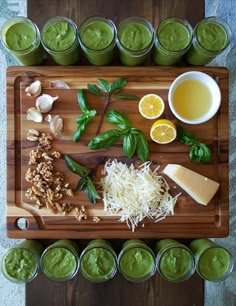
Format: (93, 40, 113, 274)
(168, 71, 221, 124)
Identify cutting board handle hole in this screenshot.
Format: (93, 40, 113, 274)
(16, 217, 29, 230)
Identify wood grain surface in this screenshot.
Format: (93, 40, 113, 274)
(23, 0, 207, 305)
(6, 66, 229, 239)
(28, 0, 204, 30)
(26, 270, 204, 306)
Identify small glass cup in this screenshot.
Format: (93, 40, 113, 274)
(41, 16, 80, 65)
(117, 17, 154, 66)
(0, 16, 44, 65)
(80, 239, 117, 282)
(185, 17, 231, 65)
(40, 239, 79, 282)
(155, 239, 195, 282)
(79, 16, 117, 66)
(1, 240, 44, 284)
(190, 239, 234, 282)
(153, 17, 193, 66)
(118, 239, 156, 282)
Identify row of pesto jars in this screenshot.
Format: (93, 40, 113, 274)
(0, 15, 231, 66)
(1, 238, 234, 284)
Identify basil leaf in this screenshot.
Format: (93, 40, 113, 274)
(87, 84, 103, 97)
(76, 113, 90, 124)
(98, 78, 111, 93)
(106, 110, 132, 130)
(73, 117, 93, 142)
(189, 143, 212, 162)
(77, 89, 89, 113)
(74, 177, 87, 192)
(64, 155, 90, 177)
(176, 124, 197, 146)
(123, 133, 137, 158)
(114, 94, 139, 100)
(84, 177, 100, 204)
(200, 143, 212, 162)
(110, 77, 127, 94)
(88, 129, 124, 150)
(135, 131, 149, 162)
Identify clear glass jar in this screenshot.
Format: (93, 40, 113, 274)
(117, 17, 154, 66)
(185, 17, 231, 65)
(80, 239, 117, 282)
(1, 240, 44, 284)
(41, 16, 80, 65)
(79, 16, 117, 66)
(40, 239, 79, 282)
(190, 239, 234, 282)
(155, 239, 195, 282)
(118, 239, 156, 282)
(0, 16, 44, 65)
(153, 17, 193, 66)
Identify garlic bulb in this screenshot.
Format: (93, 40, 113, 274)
(25, 80, 42, 97)
(36, 94, 58, 113)
(45, 114, 63, 137)
(49, 80, 70, 89)
(27, 107, 43, 122)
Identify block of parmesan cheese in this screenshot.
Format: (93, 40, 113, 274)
(163, 164, 220, 206)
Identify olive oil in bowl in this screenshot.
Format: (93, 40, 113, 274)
(168, 71, 221, 124)
(172, 79, 212, 120)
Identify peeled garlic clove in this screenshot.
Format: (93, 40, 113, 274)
(45, 114, 63, 137)
(25, 80, 42, 97)
(49, 80, 70, 89)
(36, 94, 58, 113)
(27, 107, 43, 122)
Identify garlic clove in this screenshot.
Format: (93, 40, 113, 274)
(36, 94, 58, 113)
(49, 80, 70, 89)
(27, 107, 43, 122)
(45, 114, 63, 137)
(25, 80, 42, 97)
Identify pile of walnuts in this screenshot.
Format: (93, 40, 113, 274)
(25, 129, 74, 215)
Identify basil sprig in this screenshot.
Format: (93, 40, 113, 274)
(73, 89, 96, 142)
(176, 124, 212, 163)
(64, 154, 100, 204)
(87, 78, 139, 135)
(88, 110, 149, 161)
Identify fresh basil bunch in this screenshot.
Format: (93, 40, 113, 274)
(176, 124, 212, 163)
(88, 110, 149, 162)
(64, 154, 100, 204)
(87, 77, 138, 135)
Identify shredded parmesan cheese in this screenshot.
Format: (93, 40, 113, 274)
(100, 159, 180, 232)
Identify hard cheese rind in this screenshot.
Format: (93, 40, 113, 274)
(163, 164, 220, 205)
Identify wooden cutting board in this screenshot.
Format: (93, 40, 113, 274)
(6, 66, 229, 239)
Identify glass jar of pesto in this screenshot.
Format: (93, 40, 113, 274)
(0, 16, 44, 65)
(80, 239, 117, 282)
(190, 239, 234, 282)
(117, 17, 154, 66)
(1, 240, 44, 283)
(40, 239, 79, 282)
(79, 16, 117, 66)
(41, 16, 80, 65)
(118, 239, 156, 282)
(155, 239, 195, 282)
(185, 17, 231, 65)
(153, 17, 193, 65)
